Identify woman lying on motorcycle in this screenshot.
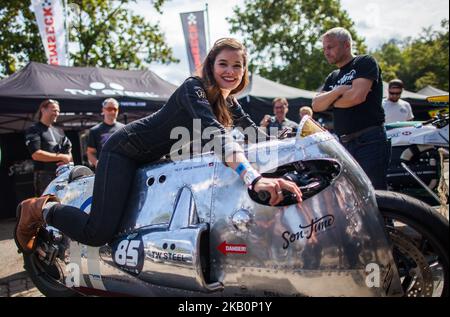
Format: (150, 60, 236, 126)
(14, 38, 302, 252)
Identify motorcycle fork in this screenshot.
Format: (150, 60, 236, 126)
(400, 162, 441, 204)
(35, 228, 65, 266)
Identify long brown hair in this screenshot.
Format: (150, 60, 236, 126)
(200, 38, 249, 127)
(37, 99, 59, 120)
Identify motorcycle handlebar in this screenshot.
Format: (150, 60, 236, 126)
(422, 118, 436, 125)
(423, 112, 449, 126)
(255, 181, 323, 205)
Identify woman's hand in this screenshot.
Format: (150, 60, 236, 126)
(253, 177, 302, 206)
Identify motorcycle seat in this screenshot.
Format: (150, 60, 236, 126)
(68, 165, 94, 183)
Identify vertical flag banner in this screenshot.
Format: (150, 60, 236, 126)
(180, 11, 207, 75)
(31, 0, 68, 66)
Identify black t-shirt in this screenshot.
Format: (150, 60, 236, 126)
(87, 121, 125, 154)
(323, 55, 385, 136)
(24, 122, 72, 172)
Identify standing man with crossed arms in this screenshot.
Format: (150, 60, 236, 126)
(312, 27, 390, 190)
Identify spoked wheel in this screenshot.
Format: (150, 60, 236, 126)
(376, 190, 449, 297)
(387, 147, 443, 206)
(22, 232, 79, 297)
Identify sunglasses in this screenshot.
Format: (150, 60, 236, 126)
(214, 37, 237, 45)
(389, 91, 402, 96)
(104, 107, 118, 113)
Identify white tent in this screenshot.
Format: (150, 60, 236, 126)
(417, 85, 448, 96)
(236, 74, 317, 124)
(237, 74, 316, 100)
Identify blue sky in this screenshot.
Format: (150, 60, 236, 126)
(128, 0, 449, 85)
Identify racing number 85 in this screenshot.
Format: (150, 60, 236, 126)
(114, 240, 141, 267)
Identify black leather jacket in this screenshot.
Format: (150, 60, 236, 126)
(109, 77, 265, 163)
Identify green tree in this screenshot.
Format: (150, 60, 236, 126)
(372, 19, 449, 91)
(0, 1, 46, 76)
(227, 0, 365, 90)
(404, 19, 449, 91)
(371, 40, 403, 82)
(0, 0, 177, 78)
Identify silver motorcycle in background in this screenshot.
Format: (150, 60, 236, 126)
(17, 116, 449, 297)
(386, 95, 449, 205)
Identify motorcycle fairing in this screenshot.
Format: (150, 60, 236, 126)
(41, 130, 403, 296)
(207, 132, 403, 296)
(387, 123, 448, 147)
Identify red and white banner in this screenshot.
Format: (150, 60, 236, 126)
(31, 0, 68, 66)
(180, 10, 207, 75)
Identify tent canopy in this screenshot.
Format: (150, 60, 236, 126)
(237, 74, 317, 124)
(238, 74, 316, 100)
(0, 62, 177, 133)
(417, 85, 449, 96)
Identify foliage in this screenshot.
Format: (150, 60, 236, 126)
(372, 19, 449, 91)
(0, 1, 45, 76)
(227, 0, 366, 90)
(0, 0, 177, 78)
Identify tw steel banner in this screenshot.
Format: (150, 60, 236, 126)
(180, 10, 207, 75)
(31, 0, 68, 66)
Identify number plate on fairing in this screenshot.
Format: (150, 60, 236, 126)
(111, 233, 144, 275)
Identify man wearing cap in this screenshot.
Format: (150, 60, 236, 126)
(382, 79, 414, 124)
(25, 99, 73, 196)
(87, 98, 125, 168)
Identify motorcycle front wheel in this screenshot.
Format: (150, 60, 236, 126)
(22, 238, 79, 297)
(376, 190, 449, 297)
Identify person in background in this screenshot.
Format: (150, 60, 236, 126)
(24, 99, 72, 196)
(312, 27, 390, 190)
(299, 106, 313, 120)
(382, 79, 414, 124)
(87, 98, 125, 168)
(260, 97, 298, 137)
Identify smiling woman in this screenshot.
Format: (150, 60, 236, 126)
(14, 37, 302, 254)
(213, 50, 244, 92)
(200, 37, 249, 127)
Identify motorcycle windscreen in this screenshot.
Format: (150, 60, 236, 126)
(297, 116, 326, 138)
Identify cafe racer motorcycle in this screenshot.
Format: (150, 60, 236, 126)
(18, 117, 448, 297)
